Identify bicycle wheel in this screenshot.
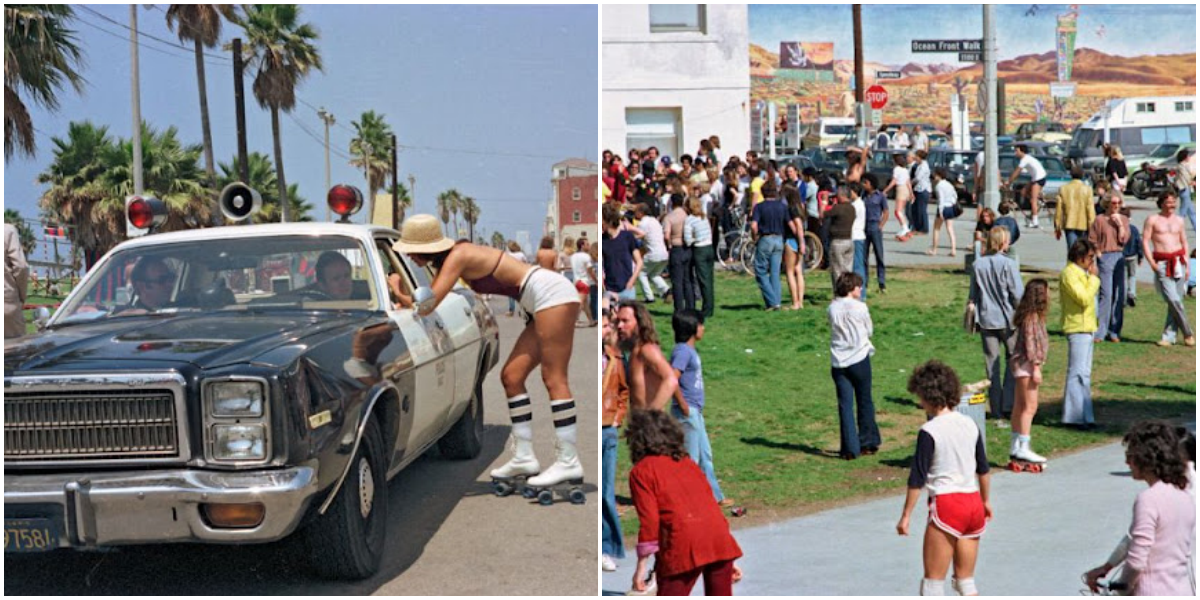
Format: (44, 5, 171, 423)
(739, 238, 756, 275)
(802, 232, 823, 272)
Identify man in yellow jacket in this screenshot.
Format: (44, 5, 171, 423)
(1054, 165, 1095, 252)
(1060, 239, 1101, 428)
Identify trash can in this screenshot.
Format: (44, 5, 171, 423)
(956, 380, 990, 445)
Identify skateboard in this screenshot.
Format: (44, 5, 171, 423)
(524, 478, 586, 506)
(1007, 459, 1045, 473)
(491, 474, 537, 497)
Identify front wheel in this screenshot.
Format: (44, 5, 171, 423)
(739, 238, 756, 275)
(439, 376, 484, 459)
(802, 232, 823, 272)
(305, 417, 388, 579)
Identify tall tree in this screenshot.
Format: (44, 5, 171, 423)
(4, 4, 85, 161)
(461, 195, 480, 243)
(3, 209, 36, 254)
(165, 4, 237, 193)
(218, 151, 313, 223)
(348, 110, 393, 223)
(230, 4, 321, 223)
(436, 190, 454, 235)
(490, 231, 505, 249)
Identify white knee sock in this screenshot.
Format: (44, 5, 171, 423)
(550, 398, 577, 445)
(921, 578, 945, 596)
(507, 394, 533, 441)
(953, 577, 977, 596)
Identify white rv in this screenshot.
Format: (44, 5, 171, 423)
(1068, 96, 1196, 172)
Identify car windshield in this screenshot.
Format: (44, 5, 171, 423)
(55, 234, 380, 325)
(1149, 144, 1180, 159)
(826, 125, 854, 136)
(937, 152, 977, 169)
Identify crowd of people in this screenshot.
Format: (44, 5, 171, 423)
(599, 130, 1195, 595)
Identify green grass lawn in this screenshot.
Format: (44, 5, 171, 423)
(616, 265, 1196, 539)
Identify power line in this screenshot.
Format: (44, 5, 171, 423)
(77, 5, 230, 64)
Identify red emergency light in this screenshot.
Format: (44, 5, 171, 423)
(127, 196, 168, 231)
(327, 185, 363, 222)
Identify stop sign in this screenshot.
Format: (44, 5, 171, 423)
(866, 84, 889, 110)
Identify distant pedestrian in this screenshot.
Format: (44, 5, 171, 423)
(897, 360, 993, 598)
(669, 309, 732, 507)
(633, 203, 670, 303)
(1122, 209, 1143, 308)
(537, 235, 558, 270)
(4, 222, 29, 339)
(911, 150, 932, 234)
(927, 168, 959, 257)
(782, 185, 807, 310)
(1060, 240, 1100, 428)
(572, 239, 596, 327)
(884, 153, 914, 240)
(664, 193, 695, 313)
(1055, 165, 1096, 252)
(994, 201, 1022, 249)
(1105, 145, 1128, 196)
(861, 174, 888, 294)
(751, 178, 788, 310)
(828, 272, 880, 460)
(969, 227, 1023, 426)
(891, 127, 911, 150)
(1142, 190, 1194, 347)
(627, 409, 743, 596)
(1085, 421, 1194, 596)
(603, 203, 643, 301)
(972, 208, 995, 257)
(849, 182, 870, 302)
(1172, 147, 1196, 229)
(1009, 278, 1050, 464)
(875, 126, 891, 150)
(616, 300, 678, 411)
(684, 197, 716, 320)
(601, 297, 628, 573)
(1006, 144, 1047, 229)
(1088, 193, 1130, 343)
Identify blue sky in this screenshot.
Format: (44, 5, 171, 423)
(4, 4, 597, 260)
(751, 4, 1196, 65)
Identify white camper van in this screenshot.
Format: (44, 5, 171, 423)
(1068, 96, 1196, 173)
(803, 117, 856, 149)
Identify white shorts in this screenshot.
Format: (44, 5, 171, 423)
(518, 268, 580, 314)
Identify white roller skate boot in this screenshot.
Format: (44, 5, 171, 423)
(526, 439, 586, 505)
(1014, 438, 1047, 464)
(489, 435, 540, 497)
(1008, 433, 1021, 459)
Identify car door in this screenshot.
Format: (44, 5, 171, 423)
(376, 237, 455, 451)
(434, 284, 481, 427)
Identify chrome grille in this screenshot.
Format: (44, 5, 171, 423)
(5, 390, 180, 461)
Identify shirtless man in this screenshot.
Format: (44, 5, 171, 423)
(1141, 190, 1194, 347)
(615, 300, 678, 411)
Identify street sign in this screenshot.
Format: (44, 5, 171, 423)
(871, 109, 882, 129)
(866, 84, 889, 110)
(911, 39, 982, 53)
(959, 52, 981, 62)
(1049, 82, 1077, 98)
(876, 71, 902, 80)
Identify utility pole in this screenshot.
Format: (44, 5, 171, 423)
(318, 108, 335, 221)
(363, 142, 374, 224)
(130, 5, 144, 195)
(852, 5, 868, 148)
(982, 5, 1000, 212)
(232, 38, 249, 185)
(390, 134, 399, 230)
(407, 174, 416, 215)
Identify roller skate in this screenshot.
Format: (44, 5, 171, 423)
(1007, 439, 1046, 473)
(524, 440, 586, 506)
(489, 435, 540, 497)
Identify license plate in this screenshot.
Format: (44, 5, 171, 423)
(4, 518, 58, 553)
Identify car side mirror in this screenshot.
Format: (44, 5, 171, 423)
(413, 286, 436, 315)
(33, 306, 52, 331)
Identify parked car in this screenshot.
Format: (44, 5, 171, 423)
(802, 117, 855, 149)
(776, 152, 817, 175)
(864, 148, 911, 196)
(1014, 121, 1072, 143)
(800, 146, 851, 175)
(999, 140, 1068, 160)
(927, 148, 980, 205)
(4, 193, 499, 579)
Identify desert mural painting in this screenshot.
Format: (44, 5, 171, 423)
(749, 4, 1196, 129)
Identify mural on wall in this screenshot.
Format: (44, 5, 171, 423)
(750, 4, 1196, 131)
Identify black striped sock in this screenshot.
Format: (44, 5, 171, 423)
(550, 398, 577, 445)
(507, 394, 533, 441)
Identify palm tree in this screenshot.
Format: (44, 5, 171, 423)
(4, 4, 86, 161)
(38, 121, 212, 267)
(389, 181, 412, 227)
(436, 190, 454, 235)
(4, 209, 36, 254)
(460, 195, 480, 243)
(490, 231, 505, 249)
(164, 4, 237, 192)
(348, 110, 393, 222)
(230, 4, 321, 223)
(218, 151, 313, 223)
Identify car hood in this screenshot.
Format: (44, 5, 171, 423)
(5, 311, 370, 373)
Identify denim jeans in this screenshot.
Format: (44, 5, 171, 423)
(1154, 268, 1194, 343)
(1180, 187, 1196, 230)
(913, 191, 931, 233)
(669, 247, 695, 312)
(670, 404, 724, 502)
(601, 426, 625, 558)
(1064, 229, 1086, 254)
(864, 226, 886, 289)
(1124, 257, 1139, 300)
(589, 284, 599, 320)
(1062, 333, 1095, 425)
(616, 287, 636, 301)
(853, 239, 869, 302)
(754, 235, 784, 308)
(831, 356, 880, 456)
(980, 328, 1016, 417)
(1095, 251, 1125, 340)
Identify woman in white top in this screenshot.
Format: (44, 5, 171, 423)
(505, 241, 528, 317)
(928, 168, 959, 257)
(570, 239, 595, 327)
(684, 195, 716, 320)
(883, 153, 914, 240)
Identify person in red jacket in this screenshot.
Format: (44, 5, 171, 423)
(627, 409, 743, 596)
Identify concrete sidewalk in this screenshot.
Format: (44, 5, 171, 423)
(601, 439, 1161, 596)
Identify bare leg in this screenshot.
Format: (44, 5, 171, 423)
(923, 523, 955, 579)
(947, 217, 957, 257)
(784, 247, 800, 308)
(1013, 376, 1039, 437)
(794, 256, 806, 308)
(952, 537, 981, 595)
(500, 323, 542, 397)
(928, 216, 944, 255)
(533, 303, 579, 400)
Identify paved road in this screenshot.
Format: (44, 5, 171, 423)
(5, 297, 598, 595)
(602, 433, 1192, 596)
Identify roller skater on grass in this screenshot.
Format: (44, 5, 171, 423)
(394, 214, 583, 502)
(1008, 279, 1051, 472)
(897, 361, 993, 596)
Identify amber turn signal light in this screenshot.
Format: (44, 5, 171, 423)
(201, 502, 266, 528)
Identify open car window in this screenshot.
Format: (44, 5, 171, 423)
(55, 235, 379, 324)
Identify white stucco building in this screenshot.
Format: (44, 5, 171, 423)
(602, 5, 750, 163)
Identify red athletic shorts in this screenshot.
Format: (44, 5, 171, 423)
(929, 492, 986, 539)
(574, 280, 589, 294)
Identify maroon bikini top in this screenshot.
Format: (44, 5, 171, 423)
(466, 251, 522, 299)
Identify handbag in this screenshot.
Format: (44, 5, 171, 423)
(951, 202, 965, 218)
(963, 300, 979, 335)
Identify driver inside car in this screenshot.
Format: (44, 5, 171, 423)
(116, 257, 176, 313)
(312, 251, 354, 300)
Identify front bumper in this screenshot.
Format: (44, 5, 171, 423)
(5, 465, 318, 548)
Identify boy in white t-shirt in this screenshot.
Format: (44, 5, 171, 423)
(897, 360, 993, 597)
(1005, 145, 1048, 229)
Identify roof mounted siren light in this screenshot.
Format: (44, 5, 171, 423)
(219, 182, 263, 223)
(327, 184, 363, 223)
(125, 195, 168, 238)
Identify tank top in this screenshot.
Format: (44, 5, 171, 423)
(466, 249, 522, 298)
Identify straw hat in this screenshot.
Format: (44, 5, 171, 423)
(392, 214, 456, 254)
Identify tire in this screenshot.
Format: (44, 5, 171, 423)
(306, 417, 388, 580)
(438, 376, 484, 459)
(739, 239, 756, 275)
(1130, 173, 1149, 200)
(802, 232, 823, 272)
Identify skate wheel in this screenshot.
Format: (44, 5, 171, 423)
(1007, 462, 1021, 472)
(537, 490, 554, 506)
(492, 481, 513, 497)
(568, 488, 586, 505)
(521, 486, 537, 499)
